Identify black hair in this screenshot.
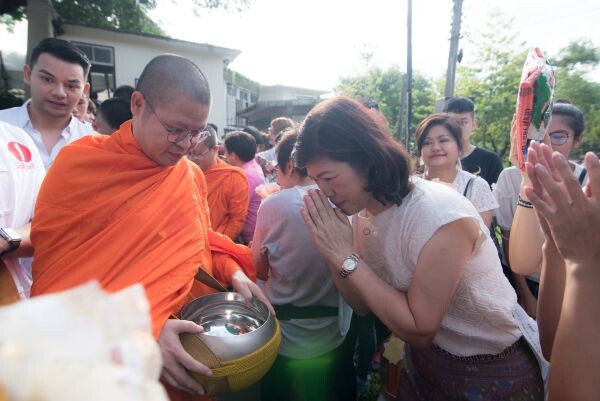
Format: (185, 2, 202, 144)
(30, 38, 91, 78)
(443, 96, 475, 115)
(415, 113, 464, 156)
(224, 131, 257, 162)
(552, 101, 585, 140)
(294, 96, 413, 206)
(276, 128, 307, 177)
(98, 98, 132, 130)
(242, 125, 263, 145)
(113, 85, 135, 102)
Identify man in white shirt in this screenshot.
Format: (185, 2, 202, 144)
(0, 38, 94, 169)
(0, 121, 45, 302)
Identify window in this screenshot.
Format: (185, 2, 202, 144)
(73, 42, 114, 66)
(238, 89, 248, 101)
(227, 83, 236, 96)
(72, 41, 116, 101)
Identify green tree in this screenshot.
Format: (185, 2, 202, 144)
(336, 65, 436, 142)
(454, 9, 527, 163)
(1, 0, 253, 35)
(551, 40, 600, 158)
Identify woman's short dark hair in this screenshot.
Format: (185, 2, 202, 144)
(276, 128, 307, 177)
(294, 96, 413, 206)
(552, 101, 585, 140)
(224, 131, 257, 162)
(415, 113, 464, 156)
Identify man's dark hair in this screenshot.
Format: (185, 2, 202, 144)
(276, 128, 307, 177)
(113, 85, 135, 102)
(136, 54, 211, 108)
(415, 113, 464, 156)
(98, 98, 132, 130)
(294, 96, 413, 206)
(242, 125, 263, 145)
(224, 131, 257, 162)
(30, 38, 91, 78)
(443, 96, 475, 115)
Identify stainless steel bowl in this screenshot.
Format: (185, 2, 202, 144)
(180, 292, 277, 362)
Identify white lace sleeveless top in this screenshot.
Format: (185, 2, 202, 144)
(352, 178, 520, 356)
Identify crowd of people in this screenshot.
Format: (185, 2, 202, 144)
(0, 36, 598, 401)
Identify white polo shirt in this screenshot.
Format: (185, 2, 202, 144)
(0, 100, 94, 169)
(0, 121, 45, 298)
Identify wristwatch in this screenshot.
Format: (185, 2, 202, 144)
(340, 253, 360, 278)
(0, 228, 22, 257)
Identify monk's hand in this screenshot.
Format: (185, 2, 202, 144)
(158, 319, 212, 395)
(301, 189, 354, 269)
(231, 269, 276, 316)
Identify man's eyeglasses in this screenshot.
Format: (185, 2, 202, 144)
(549, 130, 571, 146)
(143, 94, 210, 145)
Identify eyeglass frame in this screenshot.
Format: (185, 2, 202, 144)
(142, 94, 210, 145)
(548, 130, 572, 146)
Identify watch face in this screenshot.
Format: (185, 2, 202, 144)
(342, 257, 357, 272)
(1, 228, 21, 242)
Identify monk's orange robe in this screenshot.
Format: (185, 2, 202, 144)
(203, 159, 248, 241)
(30, 121, 250, 338)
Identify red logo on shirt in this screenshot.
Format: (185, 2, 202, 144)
(7, 141, 32, 163)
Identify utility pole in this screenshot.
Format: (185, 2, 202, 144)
(444, 0, 463, 98)
(405, 0, 413, 150)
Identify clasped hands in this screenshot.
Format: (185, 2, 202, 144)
(300, 189, 354, 269)
(523, 142, 600, 270)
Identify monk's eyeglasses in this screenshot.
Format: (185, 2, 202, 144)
(142, 94, 210, 145)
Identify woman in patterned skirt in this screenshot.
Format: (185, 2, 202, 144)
(294, 96, 543, 400)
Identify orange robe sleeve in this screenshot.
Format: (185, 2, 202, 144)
(204, 161, 249, 241)
(30, 122, 205, 339)
(189, 163, 256, 290)
(220, 171, 249, 240)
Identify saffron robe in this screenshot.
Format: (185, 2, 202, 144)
(30, 121, 253, 338)
(203, 159, 248, 240)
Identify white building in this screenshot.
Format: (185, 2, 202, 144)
(59, 24, 240, 136)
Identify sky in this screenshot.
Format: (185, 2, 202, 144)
(1, 0, 599, 91)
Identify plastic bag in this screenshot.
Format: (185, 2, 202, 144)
(514, 48, 555, 171)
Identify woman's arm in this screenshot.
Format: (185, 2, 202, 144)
(479, 210, 493, 229)
(523, 149, 600, 400)
(537, 238, 565, 360)
(508, 180, 545, 275)
(302, 189, 478, 347)
(503, 229, 538, 319)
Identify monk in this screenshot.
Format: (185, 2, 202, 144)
(30, 54, 268, 400)
(187, 126, 249, 241)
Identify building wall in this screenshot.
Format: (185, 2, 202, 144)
(259, 85, 326, 102)
(60, 25, 238, 136)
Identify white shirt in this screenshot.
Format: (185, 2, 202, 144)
(254, 184, 344, 359)
(453, 169, 499, 213)
(493, 164, 588, 283)
(0, 101, 94, 169)
(0, 121, 46, 298)
(353, 178, 521, 356)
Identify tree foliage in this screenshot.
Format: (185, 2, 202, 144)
(336, 65, 436, 142)
(0, 0, 254, 35)
(551, 40, 600, 159)
(454, 10, 527, 163)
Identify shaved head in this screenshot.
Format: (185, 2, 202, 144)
(136, 54, 211, 107)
